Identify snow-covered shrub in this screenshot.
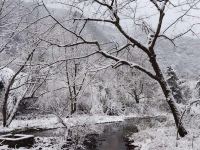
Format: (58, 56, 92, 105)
(77, 101, 91, 114)
(166, 66, 183, 103)
(77, 92, 92, 114)
(106, 100, 123, 116)
(195, 77, 200, 99)
(179, 79, 192, 104)
(39, 88, 70, 116)
(89, 85, 104, 114)
(0, 68, 15, 87)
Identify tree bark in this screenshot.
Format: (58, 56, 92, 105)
(0, 83, 6, 126)
(5, 94, 24, 127)
(149, 55, 187, 137)
(70, 101, 75, 115)
(2, 89, 8, 127)
(158, 78, 187, 137)
(70, 103, 76, 115)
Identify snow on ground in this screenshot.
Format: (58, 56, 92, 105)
(130, 126, 200, 150)
(0, 114, 167, 133)
(0, 115, 126, 133)
(1, 113, 198, 150)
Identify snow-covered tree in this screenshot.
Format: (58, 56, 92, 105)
(195, 76, 200, 99)
(0, 68, 27, 126)
(179, 79, 192, 104)
(39, 0, 198, 137)
(166, 66, 183, 104)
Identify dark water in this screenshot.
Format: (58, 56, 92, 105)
(82, 115, 167, 150)
(82, 122, 139, 150)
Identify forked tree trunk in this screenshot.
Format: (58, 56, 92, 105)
(6, 98, 22, 127)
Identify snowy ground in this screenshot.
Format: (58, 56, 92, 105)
(129, 113, 200, 150)
(0, 114, 125, 133)
(130, 127, 200, 150)
(0, 114, 137, 150)
(0, 113, 169, 133)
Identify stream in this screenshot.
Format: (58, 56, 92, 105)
(22, 116, 167, 150)
(82, 122, 139, 150)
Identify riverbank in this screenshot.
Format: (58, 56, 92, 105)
(0, 114, 168, 134)
(0, 114, 168, 150)
(128, 113, 200, 150)
(129, 127, 200, 150)
(0, 114, 173, 150)
(0, 114, 123, 134)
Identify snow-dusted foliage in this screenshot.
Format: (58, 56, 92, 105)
(147, 32, 154, 47)
(166, 66, 183, 103)
(179, 79, 192, 103)
(0, 67, 27, 115)
(0, 68, 15, 114)
(0, 68, 15, 87)
(195, 77, 200, 99)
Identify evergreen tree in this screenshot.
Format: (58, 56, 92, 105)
(166, 66, 183, 103)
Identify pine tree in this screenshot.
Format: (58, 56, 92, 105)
(166, 66, 183, 104)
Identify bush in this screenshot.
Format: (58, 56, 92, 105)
(77, 102, 91, 114)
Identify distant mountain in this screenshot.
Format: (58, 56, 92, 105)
(155, 38, 200, 77)
(88, 21, 200, 77)
(88, 22, 200, 77)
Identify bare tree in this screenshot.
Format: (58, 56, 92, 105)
(0, 0, 52, 126)
(0, 41, 42, 127)
(38, 0, 200, 137)
(65, 59, 87, 115)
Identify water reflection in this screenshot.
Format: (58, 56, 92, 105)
(83, 123, 139, 150)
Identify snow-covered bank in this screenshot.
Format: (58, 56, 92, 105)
(0, 115, 125, 134)
(0, 114, 167, 134)
(129, 127, 200, 150)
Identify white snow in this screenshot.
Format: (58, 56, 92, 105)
(130, 126, 200, 150)
(0, 68, 15, 87)
(0, 114, 161, 133)
(5, 115, 125, 132)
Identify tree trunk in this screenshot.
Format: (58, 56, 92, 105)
(70, 100, 74, 115)
(74, 102, 76, 113)
(158, 78, 187, 137)
(149, 55, 187, 137)
(2, 103, 7, 127)
(72, 63, 78, 114)
(5, 98, 21, 127)
(70, 102, 76, 115)
(0, 83, 6, 127)
(0, 81, 7, 127)
(134, 91, 140, 103)
(2, 91, 7, 127)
